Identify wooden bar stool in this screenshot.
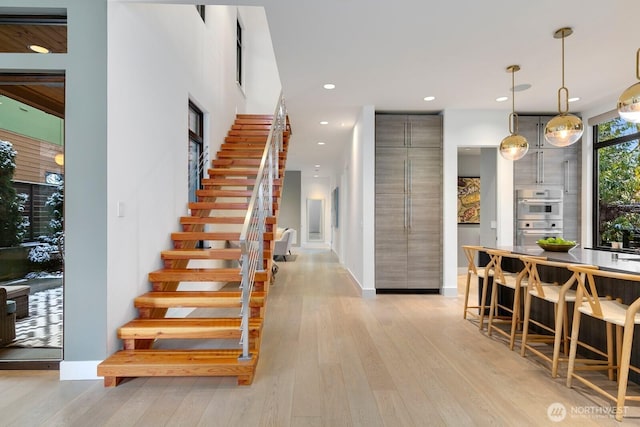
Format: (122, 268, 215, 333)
(519, 256, 597, 377)
(566, 265, 640, 422)
(485, 249, 529, 349)
(461, 245, 493, 329)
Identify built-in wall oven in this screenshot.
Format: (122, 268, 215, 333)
(515, 188, 563, 246)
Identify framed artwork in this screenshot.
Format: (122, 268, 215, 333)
(331, 187, 339, 228)
(457, 177, 480, 224)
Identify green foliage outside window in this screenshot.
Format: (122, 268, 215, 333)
(597, 119, 640, 245)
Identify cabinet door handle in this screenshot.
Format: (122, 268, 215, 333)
(404, 160, 407, 193)
(408, 194, 412, 232)
(564, 160, 570, 193)
(540, 151, 545, 183)
(404, 195, 408, 230)
(408, 122, 412, 147)
(404, 122, 408, 147)
(536, 151, 540, 183)
(408, 159, 412, 193)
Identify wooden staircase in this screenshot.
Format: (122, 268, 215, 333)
(97, 114, 289, 386)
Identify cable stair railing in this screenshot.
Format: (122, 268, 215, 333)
(238, 92, 286, 362)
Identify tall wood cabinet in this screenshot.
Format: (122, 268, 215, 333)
(375, 114, 442, 291)
(514, 115, 581, 242)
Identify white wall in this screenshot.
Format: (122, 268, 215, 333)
(107, 4, 281, 355)
(243, 7, 282, 114)
(335, 105, 374, 297)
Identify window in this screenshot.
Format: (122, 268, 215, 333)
(594, 117, 640, 248)
(195, 5, 205, 22)
(188, 102, 204, 204)
(236, 19, 243, 86)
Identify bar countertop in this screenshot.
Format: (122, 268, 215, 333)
(492, 245, 640, 275)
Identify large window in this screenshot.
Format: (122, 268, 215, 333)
(236, 19, 243, 86)
(594, 117, 640, 248)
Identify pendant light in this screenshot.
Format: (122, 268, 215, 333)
(544, 27, 584, 147)
(617, 48, 640, 123)
(499, 65, 529, 161)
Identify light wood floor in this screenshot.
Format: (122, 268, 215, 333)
(1, 249, 639, 426)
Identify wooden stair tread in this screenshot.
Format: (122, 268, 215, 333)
(171, 231, 241, 241)
(161, 248, 242, 260)
(206, 168, 259, 176)
(179, 216, 275, 225)
(217, 150, 286, 158)
(236, 113, 273, 119)
(224, 136, 270, 143)
(195, 189, 253, 198)
(211, 158, 285, 168)
(231, 124, 272, 130)
(98, 349, 258, 386)
(201, 178, 255, 186)
(201, 177, 281, 186)
(228, 129, 271, 136)
(148, 268, 269, 282)
(220, 143, 267, 150)
(118, 317, 262, 339)
(188, 202, 250, 210)
(134, 291, 265, 308)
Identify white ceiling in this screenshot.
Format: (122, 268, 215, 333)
(164, 1, 640, 177)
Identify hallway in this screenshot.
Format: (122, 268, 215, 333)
(0, 248, 635, 426)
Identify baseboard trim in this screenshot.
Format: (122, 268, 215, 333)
(59, 360, 102, 381)
(441, 286, 458, 297)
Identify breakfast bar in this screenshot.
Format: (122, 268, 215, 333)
(479, 245, 640, 381)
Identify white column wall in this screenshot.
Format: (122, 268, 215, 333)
(442, 110, 511, 296)
(334, 105, 374, 297)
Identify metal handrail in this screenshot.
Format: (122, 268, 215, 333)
(238, 92, 286, 361)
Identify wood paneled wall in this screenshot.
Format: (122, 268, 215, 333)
(0, 128, 63, 184)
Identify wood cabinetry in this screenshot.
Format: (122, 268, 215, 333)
(514, 115, 581, 242)
(375, 114, 442, 291)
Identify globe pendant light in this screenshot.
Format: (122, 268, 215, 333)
(617, 48, 640, 124)
(499, 65, 529, 161)
(544, 27, 584, 147)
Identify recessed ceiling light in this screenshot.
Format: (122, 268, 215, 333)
(323, 83, 335, 90)
(423, 96, 436, 101)
(314, 164, 320, 168)
(317, 141, 325, 145)
(28, 44, 50, 54)
(313, 174, 319, 178)
(496, 96, 508, 102)
(568, 97, 580, 103)
(320, 121, 328, 125)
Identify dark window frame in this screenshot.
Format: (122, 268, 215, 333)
(195, 5, 205, 22)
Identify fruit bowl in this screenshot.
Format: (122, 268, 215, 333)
(536, 242, 577, 252)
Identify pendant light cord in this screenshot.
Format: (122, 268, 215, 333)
(557, 30, 570, 114)
(509, 66, 518, 135)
